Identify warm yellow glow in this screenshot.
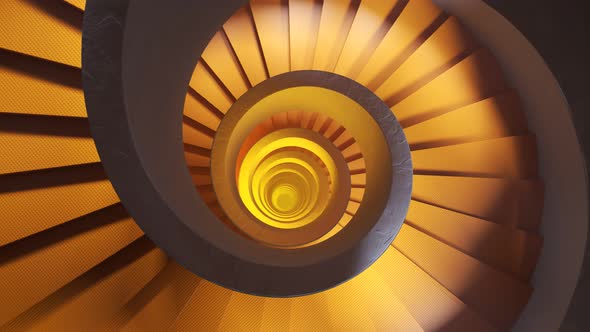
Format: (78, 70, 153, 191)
(255, 164, 316, 224)
(240, 135, 338, 190)
(212, 87, 389, 246)
(271, 184, 300, 213)
(238, 130, 336, 229)
(258, 166, 314, 219)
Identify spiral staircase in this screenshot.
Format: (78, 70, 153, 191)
(0, 0, 579, 330)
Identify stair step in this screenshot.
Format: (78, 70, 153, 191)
(411, 135, 538, 179)
(392, 48, 507, 127)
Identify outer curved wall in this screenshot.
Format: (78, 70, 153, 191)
(434, 1, 589, 331)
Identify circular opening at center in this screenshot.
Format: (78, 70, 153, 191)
(271, 184, 300, 213)
(207, 73, 405, 256)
